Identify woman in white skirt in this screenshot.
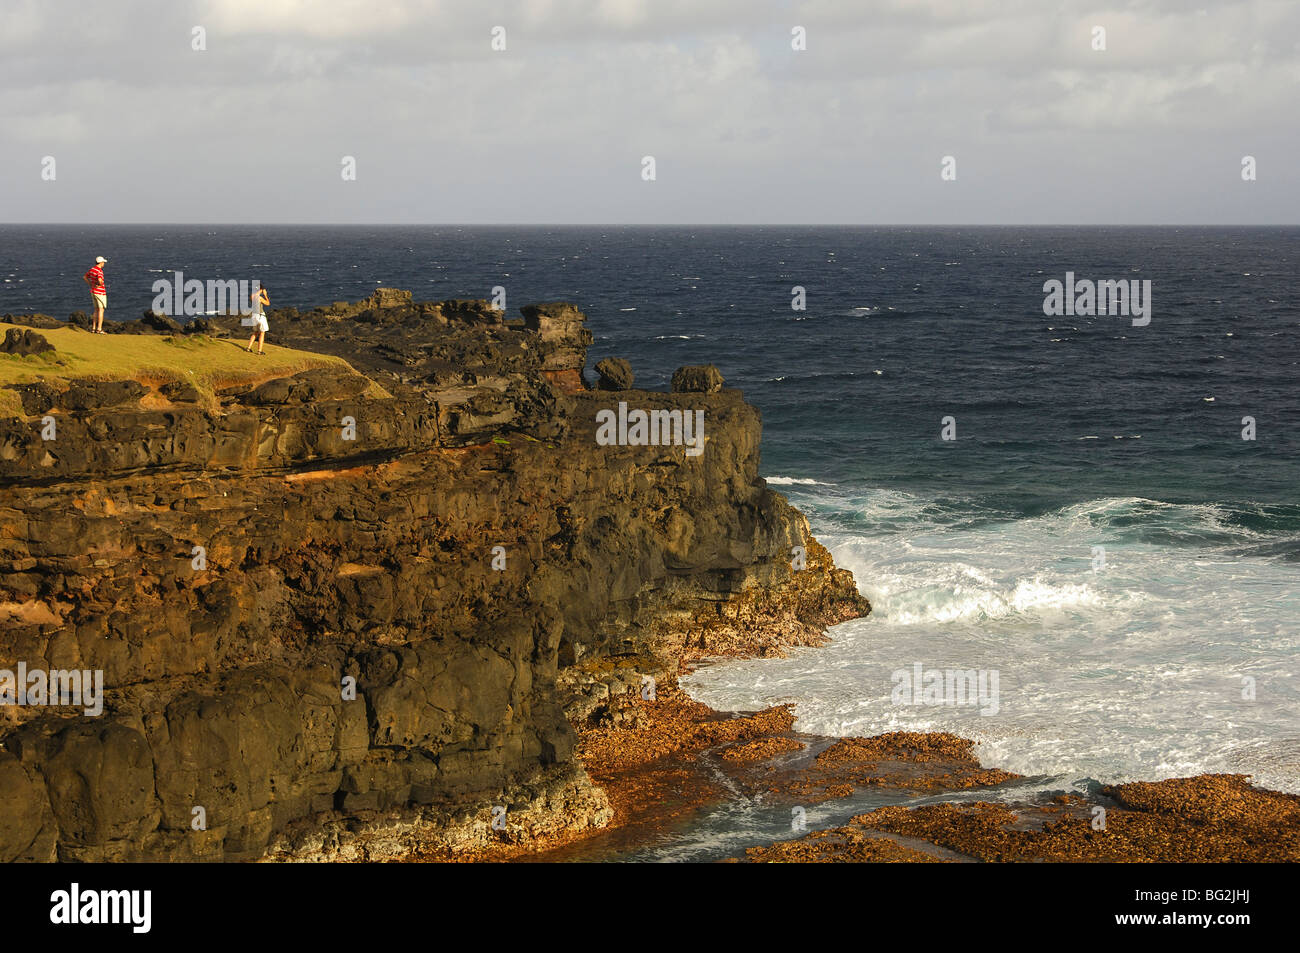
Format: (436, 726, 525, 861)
(246, 283, 270, 354)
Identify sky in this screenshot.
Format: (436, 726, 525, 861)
(1, 0, 1296, 224)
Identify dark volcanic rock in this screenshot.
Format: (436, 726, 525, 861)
(436, 299, 505, 327)
(370, 288, 413, 310)
(594, 357, 634, 391)
(0, 751, 57, 862)
(61, 379, 148, 410)
(2, 313, 63, 330)
(159, 380, 202, 403)
(1, 328, 54, 356)
(671, 364, 725, 394)
(245, 368, 371, 406)
(106, 320, 147, 335)
(10, 381, 59, 415)
(0, 289, 868, 862)
(141, 312, 183, 332)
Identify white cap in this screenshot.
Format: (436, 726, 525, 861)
(95, 256, 107, 264)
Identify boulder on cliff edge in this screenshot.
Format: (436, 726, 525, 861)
(670, 364, 725, 394)
(1, 328, 54, 356)
(369, 288, 413, 310)
(140, 311, 183, 332)
(594, 357, 634, 391)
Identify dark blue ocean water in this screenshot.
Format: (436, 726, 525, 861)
(3, 225, 1297, 512)
(4, 225, 1298, 798)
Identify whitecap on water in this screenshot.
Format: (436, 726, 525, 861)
(765, 476, 836, 486)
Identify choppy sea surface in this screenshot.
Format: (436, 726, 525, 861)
(4, 225, 1298, 801)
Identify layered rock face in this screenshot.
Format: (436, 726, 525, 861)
(0, 291, 867, 862)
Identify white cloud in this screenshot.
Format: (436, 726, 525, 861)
(0, 0, 1295, 222)
(199, 0, 422, 38)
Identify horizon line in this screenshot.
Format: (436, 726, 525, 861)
(2, 222, 1298, 229)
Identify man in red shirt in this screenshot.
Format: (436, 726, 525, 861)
(82, 256, 108, 333)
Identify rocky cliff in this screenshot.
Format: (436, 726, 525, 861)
(0, 290, 868, 862)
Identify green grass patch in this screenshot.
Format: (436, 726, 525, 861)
(0, 322, 379, 416)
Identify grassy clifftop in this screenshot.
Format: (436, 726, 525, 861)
(0, 321, 369, 416)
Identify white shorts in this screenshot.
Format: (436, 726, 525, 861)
(252, 314, 268, 333)
(92, 293, 107, 309)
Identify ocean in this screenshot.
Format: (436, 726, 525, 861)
(4, 224, 1298, 798)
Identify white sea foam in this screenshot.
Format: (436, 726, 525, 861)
(765, 476, 835, 486)
(683, 486, 1300, 793)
